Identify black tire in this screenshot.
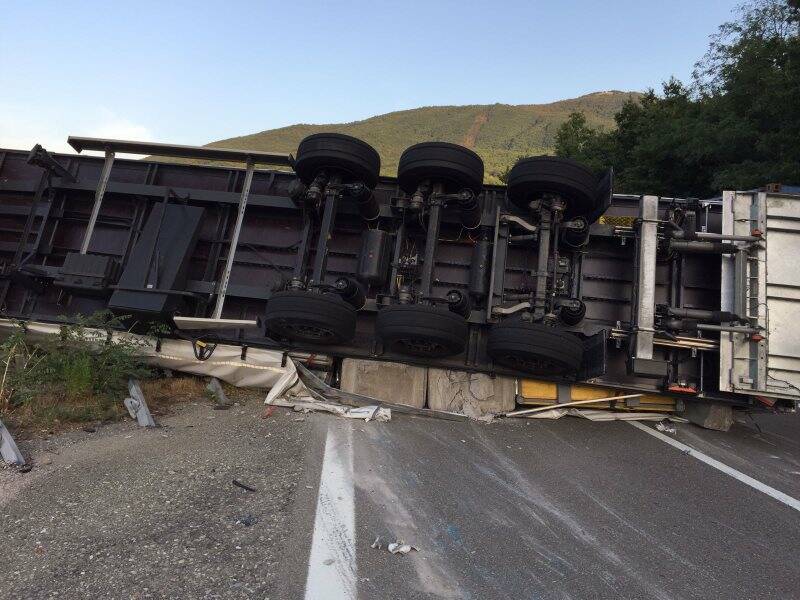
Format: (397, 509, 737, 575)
(294, 133, 381, 189)
(397, 142, 484, 195)
(506, 156, 599, 219)
(487, 319, 583, 375)
(376, 304, 468, 357)
(264, 290, 356, 344)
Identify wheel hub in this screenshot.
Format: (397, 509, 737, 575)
(395, 337, 447, 357)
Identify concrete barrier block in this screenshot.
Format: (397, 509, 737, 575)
(427, 369, 515, 417)
(684, 401, 734, 431)
(340, 359, 427, 408)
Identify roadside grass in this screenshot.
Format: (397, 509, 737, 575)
(141, 376, 211, 415)
(0, 311, 153, 434)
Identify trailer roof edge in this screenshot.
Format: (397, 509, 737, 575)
(67, 136, 293, 166)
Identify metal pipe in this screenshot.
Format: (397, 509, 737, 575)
(212, 158, 254, 318)
(79, 150, 115, 254)
(670, 240, 736, 254)
(695, 231, 760, 242)
(696, 324, 761, 334)
(666, 307, 740, 322)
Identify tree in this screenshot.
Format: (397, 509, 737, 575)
(553, 0, 800, 197)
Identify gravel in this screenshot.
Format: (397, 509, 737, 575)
(0, 397, 308, 599)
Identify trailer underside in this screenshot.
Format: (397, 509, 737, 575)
(0, 139, 797, 411)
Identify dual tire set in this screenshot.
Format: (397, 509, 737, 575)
(264, 133, 600, 375)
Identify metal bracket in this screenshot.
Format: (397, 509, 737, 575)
(491, 301, 531, 316)
(27, 144, 76, 182)
(0, 418, 25, 466)
(124, 378, 156, 427)
(500, 213, 538, 233)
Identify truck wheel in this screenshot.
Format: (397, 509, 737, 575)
(294, 133, 381, 189)
(376, 304, 467, 357)
(506, 156, 598, 219)
(487, 319, 583, 375)
(264, 290, 356, 344)
(397, 142, 484, 195)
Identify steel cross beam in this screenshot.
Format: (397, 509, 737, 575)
(79, 150, 115, 254)
(212, 158, 255, 319)
(309, 185, 340, 286)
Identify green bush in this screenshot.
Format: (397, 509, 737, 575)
(0, 311, 152, 427)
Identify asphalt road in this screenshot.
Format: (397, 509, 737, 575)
(2, 400, 799, 599)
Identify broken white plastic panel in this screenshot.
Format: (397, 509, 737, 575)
(0, 418, 25, 466)
(172, 317, 260, 331)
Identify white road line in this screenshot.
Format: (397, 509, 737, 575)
(305, 425, 356, 600)
(628, 421, 800, 513)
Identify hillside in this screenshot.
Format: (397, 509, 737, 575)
(198, 91, 640, 184)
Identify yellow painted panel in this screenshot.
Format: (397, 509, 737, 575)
(519, 379, 558, 400)
(570, 384, 617, 400)
(637, 394, 676, 406)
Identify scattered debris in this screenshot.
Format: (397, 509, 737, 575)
(261, 406, 276, 419)
(371, 536, 418, 555)
(235, 515, 258, 526)
(388, 541, 418, 555)
(655, 420, 677, 434)
(266, 359, 465, 422)
(519, 408, 688, 422)
(82, 426, 96, 433)
(124, 378, 156, 427)
(232, 479, 258, 492)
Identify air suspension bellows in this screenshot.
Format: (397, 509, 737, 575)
(563, 217, 590, 247)
(334, 277, 366, 310)
(456, 189, 481, 229)
(343, 182, 380, 221)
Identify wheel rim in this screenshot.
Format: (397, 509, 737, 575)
(394, 337, 448, 357)
(495, 353, 568, 375)
(274, 319, 337, 342)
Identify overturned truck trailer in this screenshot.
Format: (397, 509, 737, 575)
(0, 136, 798, 412)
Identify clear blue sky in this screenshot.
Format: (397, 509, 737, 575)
(1, 0, 741, 153)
